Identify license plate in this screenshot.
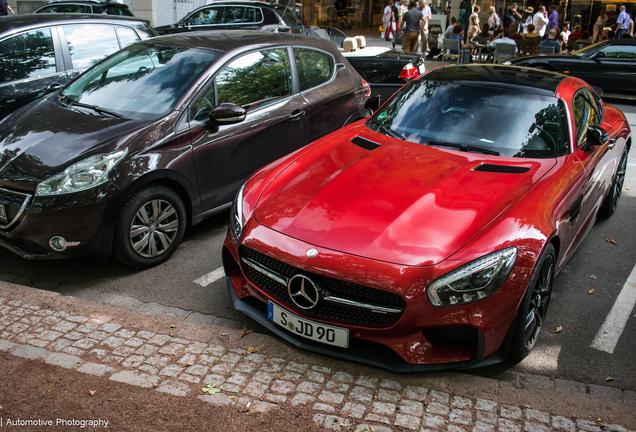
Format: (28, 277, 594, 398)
(268, 301, 349, 348)
(418, 64, 426, 74)
(0, 205, 6, 223)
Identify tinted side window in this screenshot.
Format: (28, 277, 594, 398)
(116, 26, 140, 48)
(294, 48, 334, 91)
(0, 29, 57, 84)
(573, 91, 600, 146)
(599, 45, 636, 59)
(185, 7, 219, 25)
(106, 6, 130, 15)
(220, 6, 247, 23)
(216, 48, 292, 108)
(63, 25, 120, 70)
(243, 7, 263, 23)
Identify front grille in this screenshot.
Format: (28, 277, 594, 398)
(422, 326, 478, 350)
(240, 246, 405, 328)
(0, 187, 31, 229)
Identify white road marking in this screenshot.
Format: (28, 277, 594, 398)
(194, 266, 225, 287)
(590, 263, 636, 354)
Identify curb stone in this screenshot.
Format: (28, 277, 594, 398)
(0, 285, 635, 431)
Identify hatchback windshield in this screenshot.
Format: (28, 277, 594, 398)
(61, 43, 220, 120)
(369, 80, 568, 158)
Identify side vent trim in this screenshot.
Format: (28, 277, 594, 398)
(474, 164, 531, 174)
(351, 136, 381, 150)
(569, 195, 583, 224)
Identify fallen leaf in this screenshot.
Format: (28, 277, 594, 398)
(606, 238, 617, 245)
(187, 362, 194, 366)
(228, 396, 236, 399)
(153, 383, 158, 388)
(221, 333, 228, 336)
(524, 404, 531, 408)
(588, 289, 595, 294)
(572, 414, 577, 418)
(247, 389, 252, 393)
(589, 274, 597, 279)
(551, 326, 563, 333)
(606, 377, 617, 382)
(341, 424, 347, 427)
(597, 418, 603, 423)
(89, 390, 96, 396)
(170, 324, 176, 328)
(626, 187, 631, 190)
(168, 333, 174, 337)
(241, 329, 253, 338)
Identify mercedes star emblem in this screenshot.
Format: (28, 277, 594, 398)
(306, 248, 318, 258)
(287, 275, 321, 310)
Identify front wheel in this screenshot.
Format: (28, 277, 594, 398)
(508, 244, 555, 361)
(113, 185, 186, 268)
(598, 149, 628, 218)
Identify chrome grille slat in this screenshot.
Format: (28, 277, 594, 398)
(0, 187, 32, 230)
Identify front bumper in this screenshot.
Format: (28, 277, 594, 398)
(0, 182, 123, 259)
(223, 220, 532, 372)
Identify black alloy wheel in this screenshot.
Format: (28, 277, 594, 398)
(113, 185, 186, 268)
(509, 243, 555, 361)
(599, 149, 628, 218)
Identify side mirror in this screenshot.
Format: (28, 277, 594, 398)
(365, 95, 381, 113)
(210, 103, 246, 126)
(583, 125, 609, 149)
(590, 51, 605, 60)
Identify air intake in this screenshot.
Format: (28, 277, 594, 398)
(474, 164, 531, 174)
(351, 136, 380, 150)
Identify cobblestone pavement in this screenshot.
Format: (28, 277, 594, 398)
(0, 283, 634, 432)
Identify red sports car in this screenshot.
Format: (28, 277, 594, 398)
(222, 65, 631, 371)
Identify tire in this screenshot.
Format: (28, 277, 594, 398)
(113, 185, 186, 268)
(508, 243, 556, 361)
(598, 149, 628, 218)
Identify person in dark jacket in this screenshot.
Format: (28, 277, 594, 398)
(503, 3, 522, 33)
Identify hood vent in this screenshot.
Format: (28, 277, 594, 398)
(474, 164, 531, 174)
(351, 136, 380, 150)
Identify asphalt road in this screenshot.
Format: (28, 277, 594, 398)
(1, 101, 634, 392)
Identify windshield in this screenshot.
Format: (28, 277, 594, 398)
(61, 43, 220, 120)
(369, 80, 569, 158)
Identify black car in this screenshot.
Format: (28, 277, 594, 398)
(154, 1, 304, 35)
(0, 31, 371, 268)
(34, 0, 134, 16)
(0, 14, 156, 119)
(509, 39, 636, 100)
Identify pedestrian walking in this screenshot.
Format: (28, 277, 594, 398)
(488, 6, 500, 31)
(615, 5, 631, 39)
(533, 6, 549, 37)
(0, 0, 15, 16)
(419, 0, 432, 52)
(401, 0, 423, 52)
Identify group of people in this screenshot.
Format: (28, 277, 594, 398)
(592, 6, 634, 41)
(383, 0, 435, 52)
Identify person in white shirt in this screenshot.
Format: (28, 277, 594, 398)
(522, 6, 533, 34)
(383, 0, 393, 39)
(533, 6, 549, 37)
(419, 0, 432, 52)
(560, 22, 571, 42)
(488, 6, 500, 31)
(490, 28, 518, 52)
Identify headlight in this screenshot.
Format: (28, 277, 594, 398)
(35, 149, 128, 196)
(230, 183, 246, 242)
(426, 247, 517, 307)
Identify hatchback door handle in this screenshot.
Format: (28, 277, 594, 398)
(608, 138, 616, 149)
(289, 110, 305, 121)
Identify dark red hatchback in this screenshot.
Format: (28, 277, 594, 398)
(0, 31, 371, 267)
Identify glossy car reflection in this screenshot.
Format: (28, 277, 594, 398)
(0, 31, 370, 268)
(34, 0, 134, 16)
(510, 39, 636, 100)
(223, 65, 631, 371)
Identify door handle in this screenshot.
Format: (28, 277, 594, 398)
(608, 138, 616, 149)
(47, 83, 63, 91)
(289, 110, 306, 121)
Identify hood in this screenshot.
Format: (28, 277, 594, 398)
(254, 125, 556, 267)
(0, 96, 150, 186)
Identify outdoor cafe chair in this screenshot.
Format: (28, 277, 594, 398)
(442, 38, 461, 64)
(538, 44, 556, 54)
(492, 43, 516, 63)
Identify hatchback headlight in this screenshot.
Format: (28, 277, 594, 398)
(36, 149, 128, 196)
(426, 247, 517, 307)
(230, 183, 246, 242)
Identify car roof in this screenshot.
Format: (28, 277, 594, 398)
(149, 30, 328, 53)
(200, 1, 287, 9)
(0, 14, 148, 35)
(424, 64, 567, 96)
(605, 38, 636, 46)
(44, 0, 129, 5)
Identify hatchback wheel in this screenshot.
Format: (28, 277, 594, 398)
(509, 243, 555, 361)
(113, 185, 186, 268)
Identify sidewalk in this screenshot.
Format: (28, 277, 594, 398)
(1, 281, 634, 431)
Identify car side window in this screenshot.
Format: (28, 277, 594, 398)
(115, 26, 140, 49)
(185, 7, 219, 25)
(220, 6, 247, 23)
(599, 45, 636, 59)
(216, 48, 292, 108)
(63, 24, 120, 70)
(573, 91, 600, 146)
(294, 48, 334, 91)
(106, 6, 127, 15)
(0, 28, 58, 85)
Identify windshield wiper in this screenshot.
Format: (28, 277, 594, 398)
(428, 140, 499, 156)
(61, 96, 124, 119)
(369, 119, 405, 140)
